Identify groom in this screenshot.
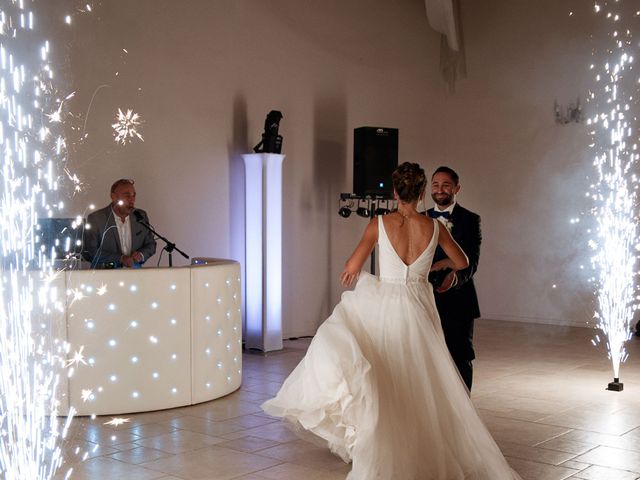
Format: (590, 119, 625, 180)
(427, 166, 481, 391)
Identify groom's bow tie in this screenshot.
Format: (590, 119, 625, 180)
(429, 210, 451, 219)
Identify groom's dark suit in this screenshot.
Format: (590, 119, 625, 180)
(428, 204, 481, 391)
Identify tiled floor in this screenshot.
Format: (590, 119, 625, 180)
(54, 320, 640, 479)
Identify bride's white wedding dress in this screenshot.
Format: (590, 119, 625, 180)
(262, 217, 521, 479)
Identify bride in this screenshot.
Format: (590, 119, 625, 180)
(262, 162, 521, 479)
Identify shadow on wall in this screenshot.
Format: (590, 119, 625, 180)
(308, 90, 347, 322)
(228, 93, 248, 337)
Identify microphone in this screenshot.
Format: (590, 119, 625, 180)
(133, 210, 144, 223)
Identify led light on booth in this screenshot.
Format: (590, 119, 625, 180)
(81, 389, 94, 402)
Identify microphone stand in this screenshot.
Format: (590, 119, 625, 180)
(136, 218, 189, 267)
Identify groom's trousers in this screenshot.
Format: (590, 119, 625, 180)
(440, 316, 475, 391)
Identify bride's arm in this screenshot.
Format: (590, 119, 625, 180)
(437, 225, 469, 271)
(340, 218, 378, 287)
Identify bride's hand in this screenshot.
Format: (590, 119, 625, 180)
(435, 271, 457, 293)
(430, 259, 453, 272)
(340, 268, 359, 287)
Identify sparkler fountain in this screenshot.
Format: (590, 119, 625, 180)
(0, 1, 76, 478)
(587, 1, 640, 392)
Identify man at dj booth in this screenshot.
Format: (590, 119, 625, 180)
(84, 178, 157, 268)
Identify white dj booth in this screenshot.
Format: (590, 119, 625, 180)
(52, 259, 242, 416)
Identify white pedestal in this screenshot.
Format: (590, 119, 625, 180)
(243, 153, 285, 352)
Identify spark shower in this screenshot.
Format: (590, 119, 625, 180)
(0, 1, 75, 478)
(587, 0, 640, 390)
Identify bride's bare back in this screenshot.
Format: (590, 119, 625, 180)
(382, 212, 434, 266)
(340, 209, 467, 287)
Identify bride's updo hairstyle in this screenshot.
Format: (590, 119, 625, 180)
(392, 162, 426, 203)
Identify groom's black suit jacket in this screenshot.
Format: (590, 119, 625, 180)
(427, 204, 482, 360)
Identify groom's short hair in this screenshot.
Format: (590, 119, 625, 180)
(432, 166, 459, 185)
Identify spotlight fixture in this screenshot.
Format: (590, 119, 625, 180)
(338, 198, 355, 218)
(338, 206, 352, 218)
(337, 193, 394, 276)
(253, 110, 284, 153)
(374, 200, 391, 216)
(356, 207, 370, 217)
(356, 200, 371, 218)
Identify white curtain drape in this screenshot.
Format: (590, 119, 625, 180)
(424, 0, 466, 91)
(424, 0, 459, 51)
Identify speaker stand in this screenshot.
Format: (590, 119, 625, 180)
(368, 207, 376, 275)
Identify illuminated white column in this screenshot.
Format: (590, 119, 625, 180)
(243, 153, 285, 351)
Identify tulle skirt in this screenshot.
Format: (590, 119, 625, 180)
(262, 273, 521, 480)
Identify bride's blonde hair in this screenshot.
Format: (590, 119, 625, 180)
(392, 162, 426, 203)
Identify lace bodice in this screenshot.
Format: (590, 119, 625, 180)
(377, 216, 438, 284)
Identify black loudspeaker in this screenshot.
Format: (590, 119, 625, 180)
(353, 127, 398, 198)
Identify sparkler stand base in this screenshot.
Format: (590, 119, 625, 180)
(606, 378, 624, 392)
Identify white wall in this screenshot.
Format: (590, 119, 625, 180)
(61, 0, 619, 336)
(64, 0, 445, 338)
(442, 0, 605, 327)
